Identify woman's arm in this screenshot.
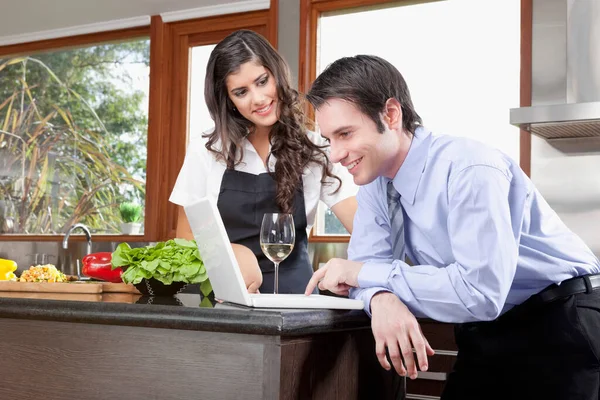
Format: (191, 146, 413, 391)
(230, 243, 262, 293)
(177, 206, 262, 292)
(330, 196, 358, 233)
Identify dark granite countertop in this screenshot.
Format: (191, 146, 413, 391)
(0, 292, 370, 336)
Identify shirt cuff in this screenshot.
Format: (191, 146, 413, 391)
(350, 287, 392, 317)
(168, 190, 185, 206)
(169, 190, 200, 208)
(357, 262, 394, 289)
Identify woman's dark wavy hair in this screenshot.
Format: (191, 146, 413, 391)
(204, 30, 340, 214)
(307, 55, 422, 135)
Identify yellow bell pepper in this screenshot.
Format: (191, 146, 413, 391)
(0, 258, 17, 281)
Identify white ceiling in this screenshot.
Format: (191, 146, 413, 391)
(0, 0, 256, 38)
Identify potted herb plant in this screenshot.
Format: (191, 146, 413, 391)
(119, 202, 143, 235)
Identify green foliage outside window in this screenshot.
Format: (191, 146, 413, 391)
(323, 207, 349, 235)
(0, 39, 150, 234)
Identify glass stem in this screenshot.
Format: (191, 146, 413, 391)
(274, 262, 279, 294)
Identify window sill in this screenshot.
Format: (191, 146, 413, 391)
(0, 235, 146, 242)
(308, 234, 350, 243)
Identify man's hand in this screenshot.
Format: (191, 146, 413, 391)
(371, 292, 435, 379)
(304, 258, 364, 296)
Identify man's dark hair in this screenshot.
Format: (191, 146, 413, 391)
(307, 55, 422, 134)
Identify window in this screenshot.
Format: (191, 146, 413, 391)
(189, 45, 217, 142)
(307, 0, 521, 238)
(0, 38, 150, 235)
(314, 205, 350, 236)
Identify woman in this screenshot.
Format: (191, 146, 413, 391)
(170, 30, 357, 294)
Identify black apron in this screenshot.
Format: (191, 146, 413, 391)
(216, 169, 315, 294)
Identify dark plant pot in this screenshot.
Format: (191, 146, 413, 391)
(133, 278, 187, 297)
(135, 295, 184, 306)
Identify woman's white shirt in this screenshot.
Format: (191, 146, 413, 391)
(169, 130, 358, 233)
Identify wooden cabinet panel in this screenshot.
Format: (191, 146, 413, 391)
(406, 321, 457, 399)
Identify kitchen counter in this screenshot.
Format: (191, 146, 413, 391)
(0, 292, 372, 336)
(0, 291, 402, 400)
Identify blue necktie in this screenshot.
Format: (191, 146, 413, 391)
(387, 181, 405, 261)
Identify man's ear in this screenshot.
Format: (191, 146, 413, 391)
(383, 98, 402, 130)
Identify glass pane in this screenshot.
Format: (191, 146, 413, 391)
(318, 0, 520, 157)
(314, 0, 520, 235)
(189, 45, 217, 143)
(0, 38, 150, 235)
(322, 205, 349, 235)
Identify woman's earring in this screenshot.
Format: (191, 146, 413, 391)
(232, 106, 237, 112)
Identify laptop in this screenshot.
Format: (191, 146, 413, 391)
(184, 197, 364, 310)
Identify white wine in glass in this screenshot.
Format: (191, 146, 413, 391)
(260, 213, 295, 294)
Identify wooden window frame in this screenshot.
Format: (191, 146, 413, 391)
(301, 0, 533, 243)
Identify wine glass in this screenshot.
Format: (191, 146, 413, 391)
(260, 213, 295, 294)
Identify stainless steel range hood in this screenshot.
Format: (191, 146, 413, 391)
(509, 0, 600, 141)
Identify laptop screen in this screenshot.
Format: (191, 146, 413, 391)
(184, 197, 252, 306)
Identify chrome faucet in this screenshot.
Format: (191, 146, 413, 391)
(62, 223, 92, 278)
(63, 223, 92, 253)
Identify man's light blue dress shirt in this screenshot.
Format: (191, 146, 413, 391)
(349, 127, 600, 323)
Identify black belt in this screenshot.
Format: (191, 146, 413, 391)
(537, 273, 600, 304)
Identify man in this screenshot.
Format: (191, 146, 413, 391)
(304, 55, 600, 400)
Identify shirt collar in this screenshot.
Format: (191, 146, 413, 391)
(391, 126, 432, 205)
(241, 137, 276, 171)
(242, 137, 273, 153)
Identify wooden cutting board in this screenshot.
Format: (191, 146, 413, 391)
(102, 293, 141, 303)
(0, 291, 103, 302)
(0, 281, 102, 293)
(0, 291, 141, 303)
(0, 281, 140, 294)
(101, 282, 140, 294)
